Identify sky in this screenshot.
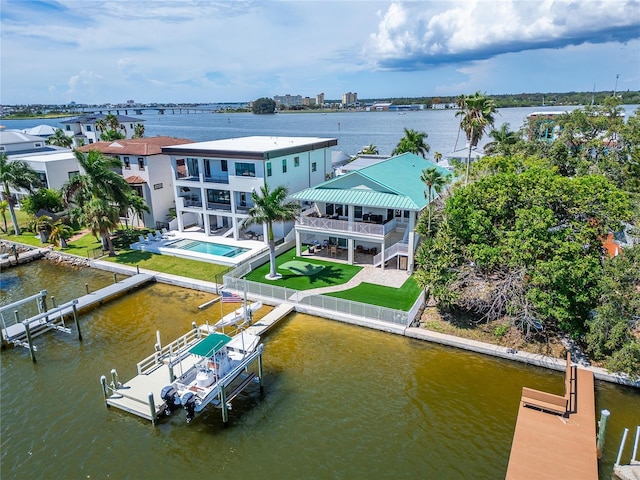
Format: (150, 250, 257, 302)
(1, 0, 639, 105)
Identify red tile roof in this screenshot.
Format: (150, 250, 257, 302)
(77, 136, 193, 156)
(125, 175, 146, 184)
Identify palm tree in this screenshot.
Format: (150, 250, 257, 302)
(28, 214, 53, 243)
(63, 150, 131, 209)
(420, 167, 449, 233)
(0, 199, 8, 233)
(245, 184, 299, 280)
(0, 153, 42, 235)
(95, 118, 107, 136)
(48, 219, 73, 248)
(81, 197, 120, 256)
(456, 91, 497, 184)
(484, 122, 519, 155)
(133, 123, 145, 139)
(392, 128, 430, 158)
(125, 191, 150, 228)
(433, 151, 442, 163)
(46, 129, 73, 148)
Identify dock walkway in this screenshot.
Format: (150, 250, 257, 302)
(244, 302, 295, 337)
(506, 356, 597, 480)
(2, 273, 154, 345)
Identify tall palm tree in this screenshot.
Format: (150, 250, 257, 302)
(63, 150, 131, 209)
(46, 128, 73, 148)
(433, 151, 442, 163)
(81, 197, 120, 256)
(420, 167, 450, 233)
(392, 128, 430, 158)
(133, 123, 145, 139)
(0, 199, 8, 233)
(245, 184, 299, 280)
(456, 91, 497, 184)
(484, 122, 519, 155)
(125, 191, 150, 227)
(0, 153, 42, 235)
(95, 118, 107, 136)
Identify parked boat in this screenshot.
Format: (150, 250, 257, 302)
(214, 301, 263, 329)
(160, 331, 263, 423)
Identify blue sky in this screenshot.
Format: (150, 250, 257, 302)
(1, 0, 639, 104)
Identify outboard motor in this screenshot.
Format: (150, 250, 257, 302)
(160, 385, 181, 414)
(181, 392, 197, 423)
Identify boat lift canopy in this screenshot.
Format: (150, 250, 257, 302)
(189, 332, 232, 357)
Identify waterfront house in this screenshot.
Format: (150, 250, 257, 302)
(289, 153, 452, 271)
(0, 130, 79, 203)
(60, 114, 144, 146)
(162, 136, 338, 241)
(77, 136, 193, 229)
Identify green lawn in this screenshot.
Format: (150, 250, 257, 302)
(324, 276, 421, 311)
(103, 249, 231, 283)
(245, 248, 362, 290)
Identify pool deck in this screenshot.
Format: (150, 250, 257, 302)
(132, 230, 267, 266)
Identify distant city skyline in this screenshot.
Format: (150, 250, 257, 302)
(1, 1, 638, 105)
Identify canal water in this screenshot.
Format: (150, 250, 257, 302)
(1, 262, 638, 479)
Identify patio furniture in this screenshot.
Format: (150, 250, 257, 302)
(147, 233, 156, 242)
(370, 247, 377, 255)
(330, 245, 338, 257)
(139, 235, 148, 244)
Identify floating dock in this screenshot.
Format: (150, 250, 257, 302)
(506, 354, 597, 480)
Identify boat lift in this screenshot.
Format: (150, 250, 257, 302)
(0, 290, 82, 362)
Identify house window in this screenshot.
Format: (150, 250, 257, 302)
(354, 206, 363, 219)
(68, 171, 79, 179)
(294, 156, 300, 167)
(221, 160, 228, 172)
(282, 159, 287, 173)
(138, 157, 144, 170)
(34, 143, 42, 148)
(132, 185, 143, 197)
(207, 189, 230, 204)
(86, 125, 92, 132)
(266, 162, 272, 177)
(235, 162, 256, 177)
(88, 139, 94, 144)
(36, 172, 48, 188)
(130, 123, 134, 129)
(123, 157, 130, 169)
(65, 125, 71, 131)
(311, 162, 317, 172)
(0, 146, 5, 151)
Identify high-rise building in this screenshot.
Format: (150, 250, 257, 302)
(342, 92, 358, 106)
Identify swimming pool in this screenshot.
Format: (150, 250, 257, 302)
(166, 239, 249, 258)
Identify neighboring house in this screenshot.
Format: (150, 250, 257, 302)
(162, 136, 338, 240)
(60, 114, 144, 146)
(334, 154, 389, 176)
(289, 153, 452, 272)
(22, 125, 58, 138)
(0, 130, 79, 202)
(77, 136, 193, 229)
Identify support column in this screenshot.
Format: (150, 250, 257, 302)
(407, 212, 417, 272)
(295, 230, 301, 256)
(347, 238, 354, 264)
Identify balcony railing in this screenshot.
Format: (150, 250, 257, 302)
(297, 216, 396, 236)
(178, 196, 202, 208)
(203, 175, 229, 184)
(206, 202, 232, 212)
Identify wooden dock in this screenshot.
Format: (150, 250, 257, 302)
(244, 302, 295, 336)
(2, 273, 154, 347)
(506, 355, 597, 480)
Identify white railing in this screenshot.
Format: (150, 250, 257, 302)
(298, 216, 397, 237)
(136, 327, 204, 375)
(222, 275, 414, 327)
(373, 242, 409, 266)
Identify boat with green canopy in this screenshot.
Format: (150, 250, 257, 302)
(160, 331, 263, 423)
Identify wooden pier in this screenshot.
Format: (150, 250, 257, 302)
(244, 302, 295, 336)
(1, 273, 154, 358)
(506, 354, 597, 480)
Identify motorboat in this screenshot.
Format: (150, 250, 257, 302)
(160, 331, 263, 423)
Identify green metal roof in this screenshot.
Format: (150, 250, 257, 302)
(189, 333, 232, 357)
(290, 153, 453, 210)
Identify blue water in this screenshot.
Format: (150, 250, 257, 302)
(4, 105, 636, 158)
(166, 239, 248, 257)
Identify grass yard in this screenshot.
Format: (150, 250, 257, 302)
(103, 249, 232, 283)
(324, 276, 421, 311)
(245, 248, 362, 290)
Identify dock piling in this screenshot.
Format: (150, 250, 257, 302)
(85, 283, 89, 294)
(113, 273, 118, 283)
(22, 313, 36, 363)
(597, 409, 610, 458)
(220, 386, 229, 426)
(616, 428, 630, 466)
(100, 375, 109, 405)
(258, 353, 264, 394)
(111, 369, 119, 389)
(51, 296, 57, 308)
(72, 303, 82, 341)
(148, 392, 157, 425)
(633, 426, 640, 462)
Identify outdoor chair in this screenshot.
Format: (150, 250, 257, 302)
(147, 233, 156, 242)
(139, 235, 148, 244)
(330, 245, 338, 258)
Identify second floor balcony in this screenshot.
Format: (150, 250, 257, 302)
(297, 215, 396, 237)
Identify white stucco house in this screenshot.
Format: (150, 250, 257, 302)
(289, 153, 452, 272)
(162, 136, 338, 241)
(77, 136, 193, 229)
(60, 114, 145, 146)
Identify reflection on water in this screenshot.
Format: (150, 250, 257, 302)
(1, 262, 638, 479)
